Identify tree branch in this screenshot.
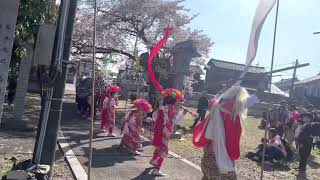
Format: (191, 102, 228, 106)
(73, 44, 134, 60)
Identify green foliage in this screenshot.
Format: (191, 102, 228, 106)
(15, 0, 58, 47)
(9, 0, 59, 79)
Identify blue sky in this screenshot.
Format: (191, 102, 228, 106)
(184, 0, 320, 82)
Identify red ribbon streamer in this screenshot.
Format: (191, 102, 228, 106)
(148, 28, 173, 93)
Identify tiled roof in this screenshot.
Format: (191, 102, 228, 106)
(189, 65, 204, 74)
(274, 78, 299, 86)
(207, 59, 266, 73)
(295, 74, 320, 85)
(271, 84, 289, 97)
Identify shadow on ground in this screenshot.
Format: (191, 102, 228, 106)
(131, 167, 155, 180)
(81, 145, 137, 168)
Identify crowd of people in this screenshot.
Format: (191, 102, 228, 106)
(75, 75, 319, 178)
(248, 100, 320, 175)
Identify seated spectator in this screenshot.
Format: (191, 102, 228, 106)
(247, 128, 288, 163)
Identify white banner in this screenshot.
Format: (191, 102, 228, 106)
(246, 0, 278, 65)
(0, 0, 20, 122)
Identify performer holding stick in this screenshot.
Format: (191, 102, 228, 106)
(119, 99, 153, 155)
(149, 89, 184, 176)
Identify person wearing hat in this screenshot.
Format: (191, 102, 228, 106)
(149, 89, 184, 176)
(119, 99, 153, 155)
(101, 86, 121, 137)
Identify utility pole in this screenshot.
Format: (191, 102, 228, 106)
(38, 0, 77, 176)
(289, 59, 298, 98)
(88, 0, 97, 179)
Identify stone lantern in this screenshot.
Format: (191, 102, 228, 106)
(169, 40, 200, 90)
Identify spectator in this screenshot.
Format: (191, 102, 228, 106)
(268, 101, 289, 137)
(258, 111, 267, 129)
(7, 78, 17, 106)
(247, 128, 287, 163)
(190, 91, 208, 128)
(296, 122, 320, 174)
(295, 113, 314, 149)
(305, 104, 318, 121)
(284, 104, 301, 147)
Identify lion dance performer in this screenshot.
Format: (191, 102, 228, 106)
(196, 85, 259, 180)
(101, 86, 121, 137)
(149, 89, 184, 176)
(119, 99, 153, 155)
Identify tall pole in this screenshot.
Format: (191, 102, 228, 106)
(88, 0, 97, 179)
(289, 59, 298, 98)
(123, 65, 129, 113)
(260, 0, 280, 179)
(35, 0, 69, 164)
(38, 0, 77, 176)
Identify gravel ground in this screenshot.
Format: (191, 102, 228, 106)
(1, 94, 74, 179)
(0, 150, 74, 179)
(52, 149, 74, 180)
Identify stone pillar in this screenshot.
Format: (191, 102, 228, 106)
(0, 0, 20, 122)
(14, 46, 33, 120)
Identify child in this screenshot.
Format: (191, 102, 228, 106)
(101, 86, 121, 137)
(119, 99, 153, 155)
(149, 89, 184, 176)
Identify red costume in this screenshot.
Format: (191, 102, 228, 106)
(150, 89, 183, 172)
(151, 105, 177, 170)
(120, 99, 152, 153)
(100, 86, 120, 135)
(220, 100, 242, 160)
(120, 110, 144, 152)
(194, 86, 259, 179)
(101, 96, 116, 133)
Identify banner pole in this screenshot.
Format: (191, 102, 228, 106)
(88, 0, 97, 179)
(260, 0, 280, 179)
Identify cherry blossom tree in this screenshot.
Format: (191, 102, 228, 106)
(72, 0, 213, 65)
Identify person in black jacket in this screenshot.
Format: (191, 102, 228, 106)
(190, 91, 208, 128)
(7, 78, 17, 106)
(296, 122, 320, 174)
